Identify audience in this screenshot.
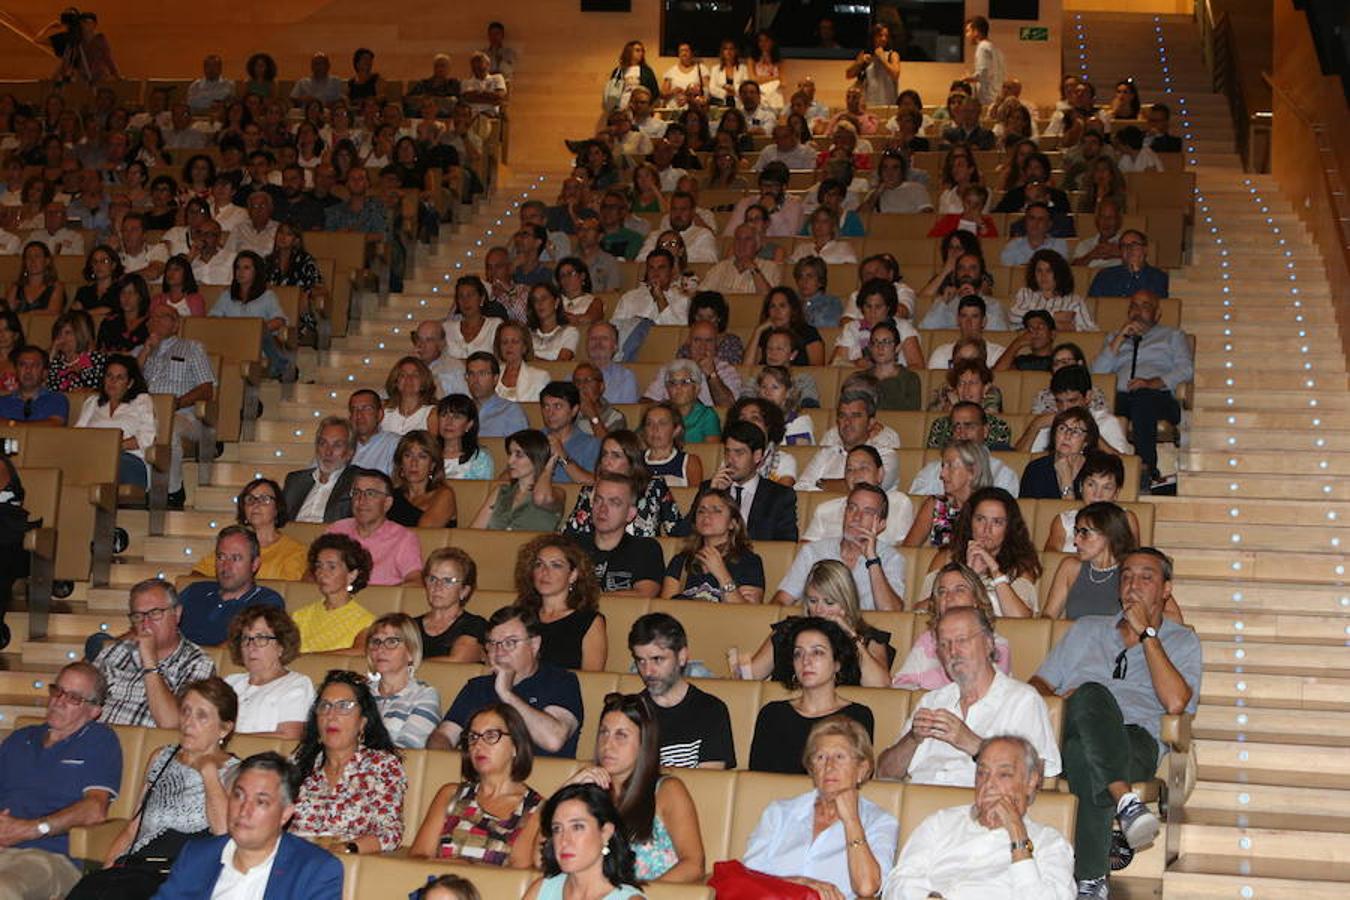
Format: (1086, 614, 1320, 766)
(366, 612, 441, 749)
(191, 483, 299, 587)
(1088, 230, 1169, 298)
(905, 440, 994, 547)
(803, 445, 915, 544)
(639, 400, 703, 487)
(1020, 407, 1101, 500)
(382, 357, 440, 435)
(437, 393, 495, 480)
(284, 417, 359, 524)
(466, 352, 529, 438)
(524, 783, 642, 899)
(675, 421, 798, 541)
(1042, 502, 1140, 620)
(0, 346, 68, 425)
(409, 703, 542, 866)
(223, 604, 313, 738)
(798, 383, 900, 491)
(775, 484, 906, 611)
(1045, 452, 1141, 551)
(138, 305, 215, 506)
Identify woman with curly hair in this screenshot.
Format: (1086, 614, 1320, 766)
(747, 616, 875, 774)
(514, 533, 607, 671)
(291, 670, 406, 854)
(920, 487, 1041, 616)
(382, 356, 440, 436)
(224, 604, 313, 737)
(293, 533, 376, 652)
(661, 487, 763, 603)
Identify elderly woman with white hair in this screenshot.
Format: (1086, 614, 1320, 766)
(366, 612, 442, 749)
(743, 716, 898, 900)
(661, 358, 721, 443)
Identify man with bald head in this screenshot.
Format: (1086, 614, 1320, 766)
(412, 320, 468, 396)
(699, 223, 780, 293)
(1073, 198, 1126, 268)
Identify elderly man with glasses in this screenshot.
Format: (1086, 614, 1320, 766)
(92, 578, 216, 728)
(323, 470, 424, 586)
(0, 661, 123, 900)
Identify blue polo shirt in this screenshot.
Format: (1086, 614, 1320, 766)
(445, 662, 583, 757)
(1088, 264, 1170, 298)
(178, 582, 285, 647)
(0, 721, 122, 856)
(478, 394, 529, 438)
(554, 427, 600, 483)
(0, 389, 69, 423)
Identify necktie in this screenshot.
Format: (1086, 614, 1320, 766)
(732, 485, 744, 508)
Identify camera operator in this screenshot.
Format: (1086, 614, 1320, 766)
(39, 8, 119, 85)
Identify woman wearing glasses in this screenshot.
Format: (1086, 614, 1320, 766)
(223, 604, 313, 738)
(1019, 406, 1101, 500)
(292, 533, 376, 653)
(661, 359, 720, 444)
(409, 703, 542, 866)
(291, 670, 407, 854)
(193, 477, 308, 581)
(1042, 502, 1139, 621)
(416, 548, 488, 662)
(366, 612, 441, 749)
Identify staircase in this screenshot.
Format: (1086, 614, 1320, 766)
(1072, 12, 1350, 899)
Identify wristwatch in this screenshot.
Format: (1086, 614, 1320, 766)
(589, 416, 601, 426)
(36, 821, 51, 837)
(1139, 626, 1158, 643)
(865, 557, 882, 568)
(1010, 837, 1034, 855)
(344, 841, 360, 855)
(720, 581, 738, 595)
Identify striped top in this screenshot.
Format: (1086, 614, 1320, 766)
(371, 677, 441, 749)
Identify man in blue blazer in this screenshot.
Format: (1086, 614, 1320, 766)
(153, 752, 342, 900)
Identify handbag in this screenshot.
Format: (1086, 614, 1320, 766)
(601, 70, 625, 112)
(708, 860, 822, 900)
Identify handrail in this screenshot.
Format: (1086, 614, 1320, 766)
(1263, 71, 1322, 132)
(1197, 0, 1256, 168)
(0, 11, 50, 54)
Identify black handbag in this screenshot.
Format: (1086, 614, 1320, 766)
(66, 746, 212, 900)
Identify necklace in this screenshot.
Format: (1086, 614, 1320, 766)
(1087, 562, 1118, 584)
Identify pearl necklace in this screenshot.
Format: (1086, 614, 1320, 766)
(1087, 562, 1118, 585)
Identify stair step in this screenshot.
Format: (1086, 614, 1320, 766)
(1177, 823, 1350, 869)
(1179, 473, 1350, 501)
(1193, 704, 1350, 745)
(1201, 671, 1350, 711)
(1184, 781, 1350, 833)
(1154, 521, 1347, 553)
(1202, 641, 1350, 678)
(1164, 869, 1350, 898)
(1170, 580, 1349, 615)
(1184, 450, 1350, 477)
(1195, 739, 1350, 789)
(1187, 610, 1349, 646)
(1152, 497, 1350, 527)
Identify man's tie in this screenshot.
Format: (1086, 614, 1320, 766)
(732, 485, 744, 508)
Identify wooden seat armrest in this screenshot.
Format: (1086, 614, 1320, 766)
(67, 819, 128, 864)
(1161, 713, 1192, 753)
(87, 482, 119, 511)
(22, 525, 56, 556)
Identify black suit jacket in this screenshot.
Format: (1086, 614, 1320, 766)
(282, 465, 359, 524)
(673, 478, 798, 542)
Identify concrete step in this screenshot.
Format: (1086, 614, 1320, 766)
(1203, 641, 1350, 678)
(1163, 871, 1350, 899)
(1192, 704, 1350, 745)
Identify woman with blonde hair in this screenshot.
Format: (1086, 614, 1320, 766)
(731, 559, 893, 686)
(514, 533, 607, 671)
(366, 612, 442, 749)
(415, 547, 488, 661)
(389, 430, 457, 527)
(494, 321, 549, 403)
(383, 356, 440, 435)
(904, 440, 993, 547)
(892, 561, 1012, 689)
(662, 487, 763, 603)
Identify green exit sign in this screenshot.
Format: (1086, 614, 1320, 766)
(1019, 26, 1049, 41)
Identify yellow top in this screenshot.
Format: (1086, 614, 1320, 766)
(193, 533, 310, 582)
(292, 598, 377, 653)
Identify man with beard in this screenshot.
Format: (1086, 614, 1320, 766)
(628, 612, 735, 768)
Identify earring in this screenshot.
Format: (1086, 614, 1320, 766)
(602, 845, 611, 857)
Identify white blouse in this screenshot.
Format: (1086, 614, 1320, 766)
(225, 670, 316, 734)
(496, 363, 549, 403)
(562, 293, 596, 318)
(790, 239, 859, 264)
(75, 393, 156, 460)
(444, 317, 500, 360)
(530, 324, 580, 361)
(382, 404, 433, 435)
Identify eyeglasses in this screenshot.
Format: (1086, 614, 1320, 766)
(425, 574, 464, 590)
(48, 683, 97, 706)
(666, 378, 696, 387)
(466, 728, 507, 745)
(484, 636, 525, 653)
(240, 634, 279, 648)
(1057, 425, 1089, 437)
(242, 493, 276, 505)
(128, 606, 173, 625)
(350, 487, 389, 500)
(315, 698, 360, 715)
(1073, 526, 1101, 538)
(869, 338, 897, 348)
(367, 635, 404, 650)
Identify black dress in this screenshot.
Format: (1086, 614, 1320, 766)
(1019, 455, 1066, 500)
(538, 608, 602, 670)
(747, 700, 875, 774)
(73, 282, 118, 312)
(415, 610, 488, 658)
(387, 489, 423, 527)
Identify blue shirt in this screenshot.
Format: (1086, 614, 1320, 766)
(478, 394, 528, 437)
(445, 662, 583, 757)
(1091, 322, 1194, 393)
(178, 582, 285, 647)
(600, 362, 638, 404)
(1089, 264, 1170, 298)
(0, 722, 122, 856)
(999, 236, 1070, 267)
(1034, 616, 1202, 755)
(209, 288, 289, 324)
(803, 292, 843, 328)
(0, 389, 69, 423)
(352, 429, 400, 475)
(555, 427, 601, 483)
(919, 295, 1011, 331)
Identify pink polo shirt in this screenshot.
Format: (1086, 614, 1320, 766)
(324, 518, 423, 586)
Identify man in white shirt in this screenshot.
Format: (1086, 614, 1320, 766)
(737, 81, 778, 133)
(209, 178, 248, 234)
(926, 296, 1008, 370)
(881, 734, 1076, 899)
(150, 752, 343, 899)
(773, 484, 906, 610)
(648, 139, 688, 193)
(282, 417, 358, 524)
(188, 219, 236, 287)
(798, 386, 901, 491)
(878, 606, 1061, 785)
(636, 191, 717, 263)
(482, 21, 517, 79)
(289, 52, 343, 106)
(461, 51, 507, 115)
(700, 224, 780, 294)
(963, 16, 1008, 107)
(347, 389, 400, 475)
(187, 54, 235, 114)
(1072, 197, 1126, 269)
(118, 213, 168, 279)
(1016, 365, 1132, 455)
(803, 444, 914, 544)
(607, 109, 653, 157)
(1000, 203, 1069, 267)
(909, 407, 1022, 496)
(755, 123, 820, 171)
(31, 202, 84, 256)
(412, 320, 468, 397)
(611, 249, 689, 324)
(627, 88, 667, 140)
(228, 191, 280, 257)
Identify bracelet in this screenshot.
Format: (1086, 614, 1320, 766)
(990, 574, 1010, 587)
(720, 581, 738, 595)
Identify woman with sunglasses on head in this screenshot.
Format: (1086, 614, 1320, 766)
(662, 487, 764, 603)
(365, 613, 441, 749)
(563, 693, 705, 882)
(410, 703, 542, 867)
(291, 670, 407, 855)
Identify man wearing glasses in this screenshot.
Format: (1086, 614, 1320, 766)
(1087, 230, 1170, 298)
(428, 605, 583, 758)
(0, 661, 122, 899)
(93, 578, 216, 728)
(177, 525, 285, 647)
(323, 470, 423, 586)
(186, 218, 235, 286)
(1030, 548, 1201, 899)
(0, 346, 68, 427)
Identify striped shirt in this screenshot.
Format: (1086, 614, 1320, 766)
(1009, 288, 1098, 331)
(371, 677, 442, 749)
(95, 637, 216, 727)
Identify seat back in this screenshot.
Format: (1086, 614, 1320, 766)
(648, 599, 780, 678)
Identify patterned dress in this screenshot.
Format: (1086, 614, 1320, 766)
(562, 477, 680, 537)
(929, 497, 960, 547)
(131, 747, 240, 854)
(434, 781, 543, 865)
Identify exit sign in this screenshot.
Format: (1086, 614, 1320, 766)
(1019, 26, 1049, 41)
